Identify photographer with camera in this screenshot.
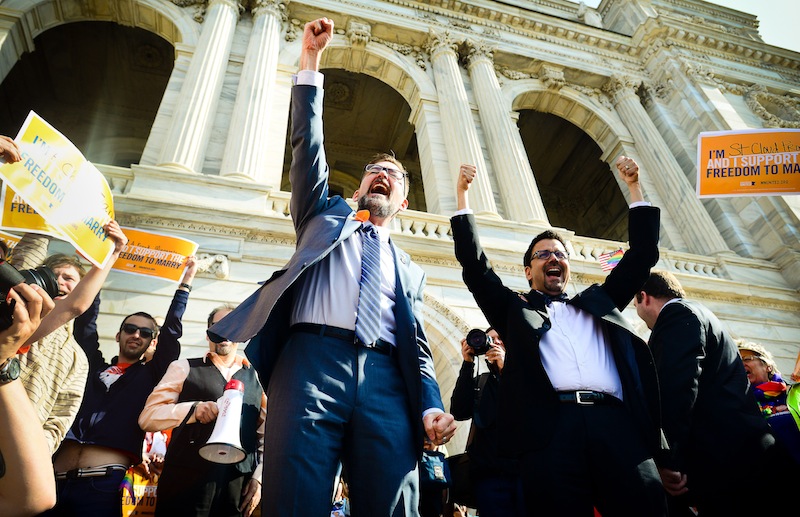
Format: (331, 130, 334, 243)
(0, 281, 58, 516)
(449, 327, 523, 516)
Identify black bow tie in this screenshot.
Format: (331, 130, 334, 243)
(542, 292, 569, 305)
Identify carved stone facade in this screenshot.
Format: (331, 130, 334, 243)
(1, 0, 799, 452)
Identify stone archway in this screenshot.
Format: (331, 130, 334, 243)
(279, 38, 439, 212)
(0, 0, 194, 82)
(509, 84, 633, 240)
(421, 292, 474, 455)
(0, 21, 174, 167)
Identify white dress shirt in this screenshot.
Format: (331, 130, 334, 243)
(290, 223, 399, 345)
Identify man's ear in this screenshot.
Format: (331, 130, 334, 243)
(524, 265, 533, 284)
(352, 189, 360, 202)
(115, 332, 121, 343)
(397, 198, 409, 212)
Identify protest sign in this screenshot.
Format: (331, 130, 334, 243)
(114, 228, 198, 282)
(0, 230, 20, 255)
(697, 129, 800, 198)
(0, 184, 60, 237)
(121, 469, 157, 517)
(0, 111, 116, 267)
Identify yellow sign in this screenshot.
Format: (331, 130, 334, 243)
(0, 230, 20, 256)
(697, 129, 800, 198)
(114, 228, 198, 282)
(0, 111, 115, 267)
(0, 184, 60, 237)
(121, 470, 157, 516)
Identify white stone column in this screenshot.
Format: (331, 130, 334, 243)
(426, 30, 497, 217)
(464, 40, 548, 225)
(604, 75, 729, 256)
(0, 15, 31, 85)
(220, 0, 285, 182)
(157, 0, 239, 173)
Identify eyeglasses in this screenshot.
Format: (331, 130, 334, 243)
(364, 164, 407, 183)
(741, 356, 762, 363)
(531, 249, 569, 261)
(120, 323, 156, 339)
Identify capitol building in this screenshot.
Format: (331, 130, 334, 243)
(1, 0, 798, 451)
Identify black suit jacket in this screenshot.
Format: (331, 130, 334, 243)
(451, 207, 664, 458)
(649, 299, 769, 476)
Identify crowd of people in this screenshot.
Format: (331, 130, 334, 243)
(0, 15, 798, 517)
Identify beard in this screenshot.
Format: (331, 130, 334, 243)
(215, 342, 235, 356)
(357, 193, 394, 219)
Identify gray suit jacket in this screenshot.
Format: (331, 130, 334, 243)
(208, 85, 442, 449)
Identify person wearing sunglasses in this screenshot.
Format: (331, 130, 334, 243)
(452, 159, 667, 516)
(139, 304, 266, 517)
(44, 257, 197, 517)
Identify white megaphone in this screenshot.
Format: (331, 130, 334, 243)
(199, 379, 246, 464)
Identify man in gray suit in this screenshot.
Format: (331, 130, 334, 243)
(207, 17, 456, 517)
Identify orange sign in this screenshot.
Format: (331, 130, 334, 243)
(697, 129, 800, 198)
(114, 228, 198, 282)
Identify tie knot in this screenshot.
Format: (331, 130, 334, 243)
(543, 292, 569, 305)
(360, 223, 377, 237)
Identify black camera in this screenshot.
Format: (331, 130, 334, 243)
(0, 260, 60, 331)
(466, 328, 492, 356)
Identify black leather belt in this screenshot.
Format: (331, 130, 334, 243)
(55, 464, 128, 480)
(291, 323, 395, 357)
(557, 390, 622, 406)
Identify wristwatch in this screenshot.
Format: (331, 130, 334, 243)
(0, 357, 20, 384)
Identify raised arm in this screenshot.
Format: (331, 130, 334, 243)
(602, 156, 660, 310)
(148, 256, 197, 378)
(456, 164, 476, 211)
(24, 221, 127, 345)
(616, 155, 644, 204)
(289, 18, 335, 233)
(299, 17, 333, 73)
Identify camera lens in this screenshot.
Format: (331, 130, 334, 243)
(466, 328, 492, 355)
(19, 266, 60, 299)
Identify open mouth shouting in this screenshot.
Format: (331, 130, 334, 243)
(368, 178, 391, 197)
(542, 260, 568, 292)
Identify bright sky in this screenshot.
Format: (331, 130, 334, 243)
(577, 0, 800, 53)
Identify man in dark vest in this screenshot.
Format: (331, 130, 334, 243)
(139, 305, 266, 517)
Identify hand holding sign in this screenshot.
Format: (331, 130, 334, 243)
(0, 113, 117, 268)
(0, 136, 21, 164)
(104, 221, 128, 255)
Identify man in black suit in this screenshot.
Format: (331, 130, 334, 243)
(451, 161, 666, 516)
(635, 270, 796, 515)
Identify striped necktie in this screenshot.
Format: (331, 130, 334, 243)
(355, 224, 381, 345)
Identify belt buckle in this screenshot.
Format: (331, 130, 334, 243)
(574, 390, 595, 405)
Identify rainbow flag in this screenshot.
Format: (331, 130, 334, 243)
(120, 468, 136, 502)
(598, 248, 624, 272)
